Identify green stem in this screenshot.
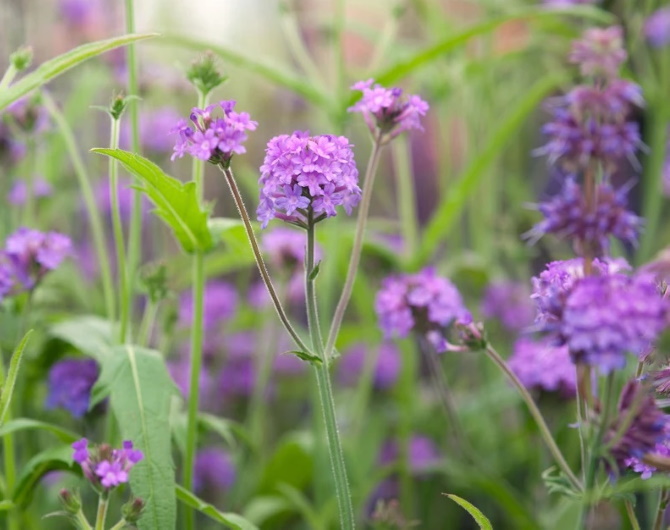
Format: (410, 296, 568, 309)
(653, 487, 669, 530)
(42, 92, 115, 321)
(125, 0, 142, 327)
(192, 90, 208, 202)
(324, 134, 384, 360)
(108, 520, 126, 530)
(391, 135, 419, 259)
(137, 300, 158, 348)
(109, 116, 130, 343)
(94, 494, 109, 530)
(396, 342, 417, 517)
(306, 214, 355, 529)
(183, 251, 204, 530)
(0, 65, 17, 92)
(218, 165, 311, 354)
(3, 423, 17, 530)
(74, 509, 93, 530)
(625, 499, 641, 530)
(483, 343, 582, 491)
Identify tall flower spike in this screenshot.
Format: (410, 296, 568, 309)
(257, 131, 361, 228)
(349, 79, 429, 140)
(171, 100, 257, 166)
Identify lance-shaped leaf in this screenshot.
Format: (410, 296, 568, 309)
(176, 485, 259, 530)
(0, 331, 32, 427)
(92, 345, 177, 530)
(92, 149, 213, 253)
(444, 494, 493, 530)
(0, 34, 157, 111)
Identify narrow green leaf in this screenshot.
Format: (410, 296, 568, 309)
(93, 345, 177, 530)
(199, 412, 254, 449)
(444, 494, 493, 530)
(13, 445, 74, 508)
(0, 330, 32, 426)
(0, 419, 79, 443)
(176, 485, 259, 530)
(0, 34, 157, 111)
(308, 261, 321, 281)
(276, 484, 326, 530)
(50, 316, 115, 362)
(91, 149, 213, 254)
(164, 34, 331, 108)
(285, 350, 322, 366)
(414, 73, 564, 267)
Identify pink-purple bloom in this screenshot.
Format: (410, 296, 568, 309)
(644, 8, 670, 48)
(379, 436, 441, 473)
(194, 448, 236, 494)
(72, 438, 143, 490)
(508, 338, 576, 396)
(171, 100, 257, 165)
(569, 26, 627, 78)
(480, 281, 534, 332)
(261, 227, 320, 269)
(257, 131, 361, 228)
(348, 79, 429, 140)
(121, 107, 183, 154)
(376, 267, 471, 352)
(338, 343, 401, 390)
(179, 280, 238, 330)
(46, 358, 99, 418)
(8, 178, 52, 205)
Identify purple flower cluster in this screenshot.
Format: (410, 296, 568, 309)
(645, 8, 670, 48)
(625, 439, 670, 479)
(72, 438, 143, 490)
(122, 107, 183, 154)
(0, 227, 72, 298)
(348, 79, 429, 140)
(480, 281, 534, 332)
(45, 358, 99, 418)
(194, 448, 236, 494)
(376, 267, 471, 352)
(7, 178, 52, 206)
(379, 436, 441, 474)
(257, 131, 361, 228)
(179, 280, 238, 331)
(508, 338, 576, 396)
(338, 343, 401, 390)
(171, 100, 257, 165)
(527, 178, 642, 254)
(569, 26, 627, 78)
(261, 227, 319, 270)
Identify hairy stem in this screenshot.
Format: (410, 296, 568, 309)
(94, 495, 109, 530)
(653, 487, 669, 530)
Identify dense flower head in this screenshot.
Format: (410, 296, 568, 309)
(257, 131, 361, 228)
(569, 26, 627, 78)
(45, 358, 99, 418)
(8, 178, 52, 205)
(606, 382, 670, 474)
(480, 281, 534, 332)
(644, 8, 670, 48)
(508, 338, 576, 396)
(72, 438, 143, 490)
(375, 267, 471, 352)
(194, 448, 236, 494)
(171, 100, 257, 165)
(527, 177, 642, 254)
(625, 439, 670, 479)
(338, 343, 401, 390)
(179, 280, 238, 330)
(261, 227, 321, 269)
(348, 79, 429, 139)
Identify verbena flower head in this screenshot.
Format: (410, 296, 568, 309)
(625, 439, 670, 479)
(257, 131, 361, 228)
(8, 178, 52, 205)
(338, 343, 401, 390)
(171, 100, 257, 165)
(72, 438, 143, 491)
(194, 448, 236, 494)
(606, 381, 670, 474)
(508, 338, 576, 396)
(480, 281, 534, 332)
(645, 8, 670, 48)
(179, 280, 238, 330)
(375, 267, 471, 352)
(527, 178, 642, 254)
(348, 79, 429, 140)
(45, 358, 99, 418)
(569, 26, 627, 78)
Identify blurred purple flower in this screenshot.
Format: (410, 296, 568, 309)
(375, 267, 471, 352)
(262, 227, 321, 269)
(93, 178, 148, 222)
(168, 360, 216, 408)
(480, 281, 534, 332)
(569, 26, 627, 78)
(8, 178, 52, 205)
(58, 0, 102, 27)
(349, 79, 429, 140)
(46, 358, 99, 418)
(0, 265, 13, 301)
(179, 280, 238, 330)
(257, 131, 361, 228)
(645, 8, 670, 48)
(194, 448, 236, 493)
(338, 343, 401, 390)
(5, 97, 50, 134)
(171, 100, 256, 165)
(379, 436, 441, 474)
(219, 358, 256, 399)
(625, 439, 670, 479)
(508, 338, 576, 396)
(121, 107, 183, 154)
(0, 122, 26, 165)
(72, 438, 143, 490)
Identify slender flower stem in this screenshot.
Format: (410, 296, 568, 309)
(94, 495, 109, 530)
(324, 134, 384, 360)
(42, 92, 115, 321)
(108, 520, 126, 530)
(125, 0, 143, 325)
(653, 487, 670, 530)
(75, 509, 93, 530)
(109, 116, 130, 342)
(192, 90, 208, 202)
(0, 64, 17, 92)
(391, 135, 419, 258)
(483, 342, 582, 491)
(183, 250, 204, 530)
(306, 214, 355, 529)
(218, 165, 311, 354)
(625, 499, 642, 530)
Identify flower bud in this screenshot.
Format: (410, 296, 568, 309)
(122, 497, 146, 524)
(186, 52, 226, 96)
(10, 46, 32, 72)
(58, 489, 81, 514)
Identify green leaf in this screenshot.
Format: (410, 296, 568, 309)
(242, 496, 292, 527)
(93, 345, 177, 530)
(308, 261, 321, 281)
(444, 494, 493, 530)
(0, 34, 157, 111)
(164, 34, 331, 108)
(50, 316, 115, 362)
(260, 432, 313, 493)
(276, 484, 325, 530)
(285, 350, 322, 366)
(0, 330, 32, 426)
(0, 418, 79, 443)
(91, 149, 213, 254)
(414, 73, 564, 267)
(0, 500, 14, 511)
(199, 412, 254, 450)
(13, 445, 74, 508)
(176, 485, 259, 530)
